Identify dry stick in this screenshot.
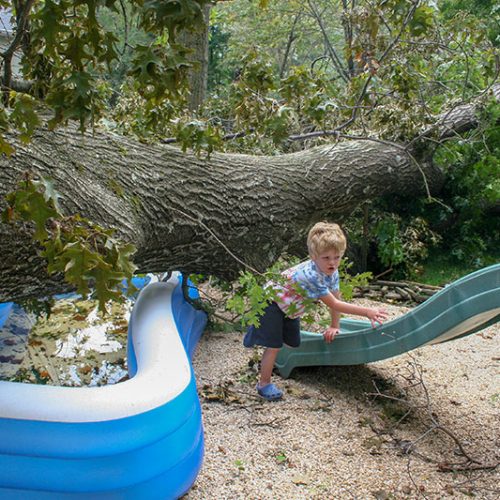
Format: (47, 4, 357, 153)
(373, 268, 394, 280)
(194, 286, 227, 310)
(1, 0, 35, 93)
(338, 486, 357, 500)
(199, 287, 241, 323)
(368, 354, 494, 474)
(409, 360, 481, 463)
(437, 459, 499, 473)
(451, 480, 500, 499)
(406, 457, 430, 499)
(250, 416, 291, 427)
(165, 204, 263, 276)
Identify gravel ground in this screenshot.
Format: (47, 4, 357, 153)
(187, 300, 500, 500)
(3, 294, 498, 499)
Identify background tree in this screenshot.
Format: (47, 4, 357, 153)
(203, 0, 498, 276)
(178, 4, 211, 111)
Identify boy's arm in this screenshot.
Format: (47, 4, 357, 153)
(319, 291, 388, 328)
(330, 290, 341, 329)
(322, 290, 341, 343)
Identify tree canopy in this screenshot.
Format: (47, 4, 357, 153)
(0, 0, 498, 306)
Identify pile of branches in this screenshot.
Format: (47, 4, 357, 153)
(354, 280, 443, 305)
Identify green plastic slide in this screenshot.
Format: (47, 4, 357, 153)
(275, 264, 500, 378)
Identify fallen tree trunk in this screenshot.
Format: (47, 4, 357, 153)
(1, 85, 497, 301)
(0, 126, 444, 301)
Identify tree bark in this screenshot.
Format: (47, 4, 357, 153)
(0, 125, 445, 301)
(178, 5, 211, 112)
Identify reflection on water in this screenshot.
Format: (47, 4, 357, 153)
(54, 305, 126, 359)
(0, 290, 143, 387)
(0, 304, 35, 379)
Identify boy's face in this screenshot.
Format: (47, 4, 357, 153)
(312, 250, 343, 276)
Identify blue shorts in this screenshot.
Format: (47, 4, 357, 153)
(243, 302, 301, 349)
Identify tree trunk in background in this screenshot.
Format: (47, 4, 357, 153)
(178, 5, 211, 111)
(341, 0, 356, 78)
(279, 12, 301, 79)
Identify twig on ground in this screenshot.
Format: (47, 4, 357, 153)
(366, 354, 496, 483)
(250, 416, 291, 428)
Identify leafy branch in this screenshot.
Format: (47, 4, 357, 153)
(226, 257, 372, 328)
(2, 173, 137, 312)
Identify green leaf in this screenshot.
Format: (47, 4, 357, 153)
(3, 181, 59, 241)
(5, 177, 138, 313)
(116, 242, 138, 276)
(29, 192, 59, 240)
(9, 93, 41, 143)
(35, 0, 69, 55)
(36, 177, 62, 212)
(91, 266, 125, 313)
(0, 135, 15, 156)
(409, 5, 434, 37)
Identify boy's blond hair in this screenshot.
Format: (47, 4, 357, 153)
(307, 221, 346, 258)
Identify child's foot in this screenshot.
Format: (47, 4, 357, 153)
(256, 383, 283, 401)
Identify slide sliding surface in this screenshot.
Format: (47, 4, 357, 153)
(276, 264, 500, 378)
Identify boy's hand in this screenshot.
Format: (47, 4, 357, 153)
(367, 308, 388, 328)
(323, 326, 340, 343)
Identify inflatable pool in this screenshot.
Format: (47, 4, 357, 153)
(0, 302, 13, 329)
(0, 273, 207, 499)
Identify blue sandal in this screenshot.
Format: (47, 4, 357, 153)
(256, 383, 283, 401)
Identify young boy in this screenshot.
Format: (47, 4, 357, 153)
(243, 221, 388, 401)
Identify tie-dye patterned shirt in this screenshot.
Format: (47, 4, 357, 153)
(273, 260, 340, 319)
